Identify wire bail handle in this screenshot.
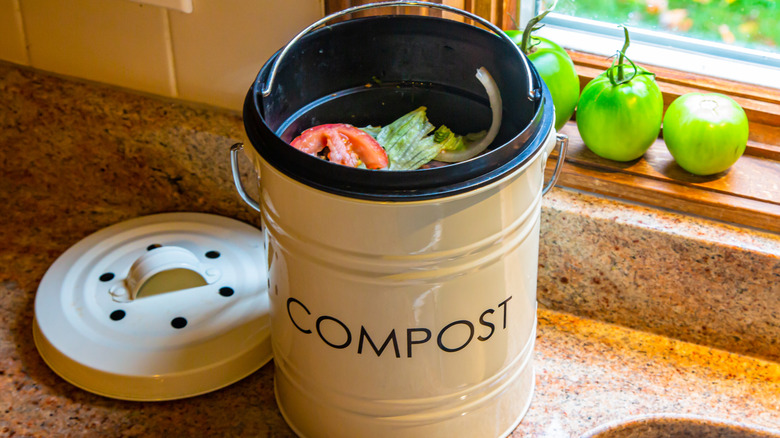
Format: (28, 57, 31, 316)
(261, 1, 540, 102)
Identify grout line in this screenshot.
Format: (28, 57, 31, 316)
(162, 8, 179, 97)
(13, 0, 31, 66)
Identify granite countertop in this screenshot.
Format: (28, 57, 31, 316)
(2, 62, 779, 437)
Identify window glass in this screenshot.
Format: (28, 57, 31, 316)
(538, 0, 778, 53)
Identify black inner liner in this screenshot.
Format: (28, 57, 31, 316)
(243, 15, 553, 201)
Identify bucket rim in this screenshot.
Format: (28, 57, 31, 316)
(242, 15, 554, 202)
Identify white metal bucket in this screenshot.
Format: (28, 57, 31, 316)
(232, 2, 568, 436)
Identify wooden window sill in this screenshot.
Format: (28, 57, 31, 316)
(545, 51, 780, 234)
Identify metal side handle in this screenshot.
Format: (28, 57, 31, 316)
(230, 143, 261, 212)
(542, 134, 568, 196)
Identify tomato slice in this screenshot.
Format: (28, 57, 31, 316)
(290, 124, 389, 169)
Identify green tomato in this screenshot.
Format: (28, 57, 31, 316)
(662, 93, 749, 175)
(506, 31, 580, 131)
(576, 64, 664, 162)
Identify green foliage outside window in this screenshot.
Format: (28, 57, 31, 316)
(541, 0, 778, 52)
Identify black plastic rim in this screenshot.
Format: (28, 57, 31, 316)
(243, 15, 554, 202)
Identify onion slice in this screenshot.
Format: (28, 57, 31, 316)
(435, 67, 502, 163)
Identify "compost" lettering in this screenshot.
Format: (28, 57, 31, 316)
(286, 296, 512, 358)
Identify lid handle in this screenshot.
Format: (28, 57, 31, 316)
(111, 246, 213, 302)
(261, 1, 540, 102)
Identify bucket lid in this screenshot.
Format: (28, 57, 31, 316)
(33, 212, 271, 401)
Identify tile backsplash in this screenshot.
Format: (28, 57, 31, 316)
(0, 0, 27, 65)
(0, 0, 323, 111)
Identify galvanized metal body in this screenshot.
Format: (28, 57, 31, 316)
(248, 130, 557, 437)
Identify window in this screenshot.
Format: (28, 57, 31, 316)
(523, 0, 779, 88)
(535, 0, 779, 52)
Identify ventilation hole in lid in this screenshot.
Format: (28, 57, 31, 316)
(110, 310, 126, 321)
(171, 317, 187, 329)
(205, 251, 220, 259)
(147, 243, 162, 251)
(219, 287, 234, 297)
(100, 273, 115, 282)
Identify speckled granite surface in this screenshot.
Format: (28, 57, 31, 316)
(1, 62, 779, 437)
(539, 189, 780, 364)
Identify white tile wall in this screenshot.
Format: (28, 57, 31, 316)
(0, 0, 28, 65)
(0, 0, 324, 110)
(20, 0, 177, 97)
(128, 0, 193, 13)
(169, 0, 322, 111)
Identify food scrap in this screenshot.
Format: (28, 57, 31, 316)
(289, 67, 502, 170)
